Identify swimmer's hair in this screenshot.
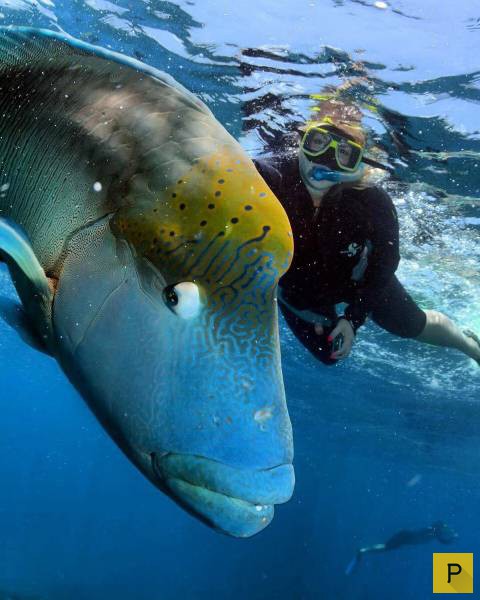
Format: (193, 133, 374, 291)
(298, 110, 366, 147)
(299, 82, 367, 146)
(309, 82, 364, 122)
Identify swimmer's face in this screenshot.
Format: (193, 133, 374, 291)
(298, 141, 365, 193)
(297, 120, 366, 192)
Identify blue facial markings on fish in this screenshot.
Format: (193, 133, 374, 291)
(0, 27, 295, 537)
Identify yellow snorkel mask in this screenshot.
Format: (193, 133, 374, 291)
(300, 118, 364, 172)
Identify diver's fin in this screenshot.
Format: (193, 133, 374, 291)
(345, 552, 361, 576)
(0, 218, 54, 350)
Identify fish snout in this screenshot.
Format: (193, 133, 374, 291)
(152, 453, 295, 538)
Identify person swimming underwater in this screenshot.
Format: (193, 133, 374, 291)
(345, 521, 458, 575)
(253, 92, 480, 366)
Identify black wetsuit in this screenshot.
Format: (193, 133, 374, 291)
(254, 154, 427, 364)
(384, 527, 437, 550)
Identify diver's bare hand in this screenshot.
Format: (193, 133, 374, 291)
(329, 318, 355, 360)
(314, 322, 324, 336)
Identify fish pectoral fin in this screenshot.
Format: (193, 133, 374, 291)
(0, 218, 54, 349)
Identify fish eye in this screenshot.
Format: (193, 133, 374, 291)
(164, 285, 179, 307)
(163, 282, 202, 318)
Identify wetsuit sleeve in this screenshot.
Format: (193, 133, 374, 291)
(344, 187, 400, 331)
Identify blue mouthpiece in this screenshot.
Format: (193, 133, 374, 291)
(309, 164, 365, 183)
(310, 166, 344, 182)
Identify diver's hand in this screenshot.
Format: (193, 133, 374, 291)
(329, 318, 355, 360)
(314, 322, 324, 336)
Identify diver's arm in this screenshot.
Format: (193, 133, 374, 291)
(252, 158, 283, 194)
(344, 187, 400, 330)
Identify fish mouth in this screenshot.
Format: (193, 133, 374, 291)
(151, 452, 295, 538)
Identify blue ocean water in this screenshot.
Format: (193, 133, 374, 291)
(0, 0, 478, 598)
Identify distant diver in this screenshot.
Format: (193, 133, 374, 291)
(345, 521, 458, 575)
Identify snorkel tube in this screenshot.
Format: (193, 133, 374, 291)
(309, 164, 366, 183)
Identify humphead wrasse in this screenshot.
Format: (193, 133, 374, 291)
(0, 27, 294, 537)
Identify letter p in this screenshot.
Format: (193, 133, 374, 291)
(448, 563, 462, 584)
(433, 553, 473, 593)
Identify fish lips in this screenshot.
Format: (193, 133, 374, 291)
(151, 453, 295, 538)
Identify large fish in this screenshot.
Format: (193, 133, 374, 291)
(0, 27, 295, 537)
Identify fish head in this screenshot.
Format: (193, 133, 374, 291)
(53, 143, 295, 537)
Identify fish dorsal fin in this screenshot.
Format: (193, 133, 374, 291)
(0, 26, 208, 115)
(0, 27, 220, 271)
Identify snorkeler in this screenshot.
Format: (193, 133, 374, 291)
(253, 91, 480, 366)
(345, 521, 458, 575)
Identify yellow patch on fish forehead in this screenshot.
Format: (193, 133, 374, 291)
(112, 146, 293, 297)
